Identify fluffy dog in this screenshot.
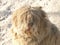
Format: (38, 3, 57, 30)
(11, 5, 60, 45)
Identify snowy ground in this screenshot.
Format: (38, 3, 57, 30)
(0, 0, 60, 45)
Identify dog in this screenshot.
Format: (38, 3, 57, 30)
(11, 5, 60, 45)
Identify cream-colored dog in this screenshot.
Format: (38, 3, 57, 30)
(11, 5, 60, 45)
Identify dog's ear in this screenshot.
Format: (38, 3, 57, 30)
(12, 5, 31, 27)
(15, 5, 31, 16)
(31, 6, 46, 18)
(39, 8, 46, 18)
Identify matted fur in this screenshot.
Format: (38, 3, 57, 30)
(11, 5, 60, 45)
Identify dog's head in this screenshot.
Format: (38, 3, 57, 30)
(12, 6, 49, 40)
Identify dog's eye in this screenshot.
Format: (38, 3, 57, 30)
(28, 22, 33, 27)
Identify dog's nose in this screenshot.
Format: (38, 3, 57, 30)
(24, 23, 32, 34)
(26, 23, 31, 31)
(24, 25, 32, 35)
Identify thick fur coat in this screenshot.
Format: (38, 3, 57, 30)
(11, 5, 60, 45)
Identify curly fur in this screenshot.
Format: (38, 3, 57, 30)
(11, 5, 60, 45)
